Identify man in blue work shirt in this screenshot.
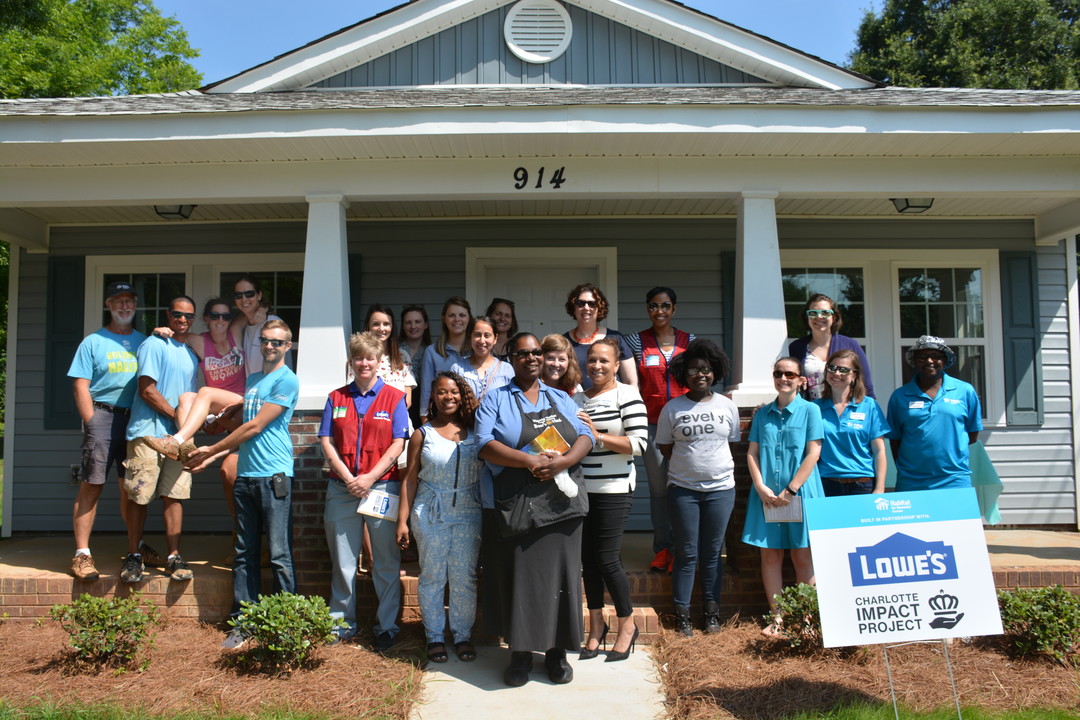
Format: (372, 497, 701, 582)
(886, 335, 983, 491)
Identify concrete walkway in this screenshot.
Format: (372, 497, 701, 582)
(411, 645, 665, 720)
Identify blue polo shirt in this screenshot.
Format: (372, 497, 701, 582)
(814, 396, 889, 478)
(886, 373, 983, 491)
(238, 365, 299, 477)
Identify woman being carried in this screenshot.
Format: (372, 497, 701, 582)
(397, 372, 482, 663)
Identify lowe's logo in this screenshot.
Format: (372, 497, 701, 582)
(848, 532, 958, 587)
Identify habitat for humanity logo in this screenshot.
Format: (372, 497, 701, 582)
(848, 532, 958, 587)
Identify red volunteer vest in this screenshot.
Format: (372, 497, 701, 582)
(327, 382, 405, 481)
(637, 328, 691, 424)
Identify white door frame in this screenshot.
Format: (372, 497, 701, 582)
(465, 246, 620, 328)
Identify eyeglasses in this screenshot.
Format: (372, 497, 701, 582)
(773, 370, 801, 379)
(647, 302, 673, 312)
(511, 349, 544, 359)
(806, 309, 835, 319)
(234, 290, 257, 299)
(574, 299, 598, 309)
(259, 337, 288, 348)
(686, 366, 713, 377)
(170, 311, 196, 321)
(826, 364, 854, 376)
(207, 312, 232, 321)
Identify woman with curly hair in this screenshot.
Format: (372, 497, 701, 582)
(540, 333, 583, 396)
(563, 283, 637, 390)
(656, 339, 740, 637)
(398, 372, 482, 663)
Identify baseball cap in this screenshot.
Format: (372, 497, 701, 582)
(105, 281, 136, 300)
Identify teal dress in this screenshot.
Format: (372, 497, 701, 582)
(741, 395, 824, 549)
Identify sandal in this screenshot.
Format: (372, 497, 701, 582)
(454, 641, 477, 662)
(427, 642, 449, 663)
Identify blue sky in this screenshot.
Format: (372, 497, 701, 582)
(154, 0, 876, 86)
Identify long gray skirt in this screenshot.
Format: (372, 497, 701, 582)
(481, 510, 584, 651)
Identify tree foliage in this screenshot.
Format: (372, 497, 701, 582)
(850, 0, 1080, 89)
(0, 0, 202, 99)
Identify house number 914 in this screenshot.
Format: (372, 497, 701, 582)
(513, 166, 567, 189)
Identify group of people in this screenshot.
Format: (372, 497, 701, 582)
(67, 278, 984, 684)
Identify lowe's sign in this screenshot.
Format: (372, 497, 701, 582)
(848, 533, 958, 587)
(806, 489, 1002, 648)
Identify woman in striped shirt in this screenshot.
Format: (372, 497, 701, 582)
(573, 337, 648, 661)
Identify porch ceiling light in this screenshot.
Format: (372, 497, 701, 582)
(890, 198, 934, 214)
(154, 204, 196, 220)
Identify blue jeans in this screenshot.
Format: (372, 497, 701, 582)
(822, 478, 874, 497)
(233, 475, 296, 613)
(668, 485, 735, 608)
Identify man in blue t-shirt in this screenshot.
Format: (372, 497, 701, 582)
(185, 319, 299, 649)
(67, 281, 149, 581)
(121, 296, 200, 584)
(887, 335, 983, 492)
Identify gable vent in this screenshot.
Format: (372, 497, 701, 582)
(504, 0, 573, 64)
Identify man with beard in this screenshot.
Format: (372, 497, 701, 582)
(121, 296, 200, 583)
(67, 281, 152, 580)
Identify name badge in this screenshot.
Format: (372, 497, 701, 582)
(645, 355, 661, 367)
(849, 412, 865, 420)
(908, 401, 925, 410)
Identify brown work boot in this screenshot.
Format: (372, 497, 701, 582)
(71, 554, 99, 581)
(144, 435, 180, 460)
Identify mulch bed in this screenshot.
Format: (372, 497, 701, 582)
(653, 618, 1080, 720)
(0, 618, 425, 719)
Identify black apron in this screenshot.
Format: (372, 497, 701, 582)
(493, 391, 588, 537)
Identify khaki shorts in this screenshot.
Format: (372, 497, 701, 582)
(123, 439, 192, 505)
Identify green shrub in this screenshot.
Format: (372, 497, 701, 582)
(770, 582, 821, 648)
(228, 592, 343, 673)
(50, 592, 159, 672)
(997, 585, 1080, 665)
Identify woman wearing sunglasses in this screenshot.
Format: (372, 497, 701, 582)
(787, 294, 874, 401)
(814, 350, 887, 497)
(741, 356, 824, 637)
(563, 283, 636, 390)
(231, 274, 293, 377)
(655, 339, 739, 638)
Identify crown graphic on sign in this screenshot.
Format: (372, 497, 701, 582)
(929, 590, 959, 612)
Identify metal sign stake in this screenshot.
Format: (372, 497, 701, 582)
(883, 639, 962, 720)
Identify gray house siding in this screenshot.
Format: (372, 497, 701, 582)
(312, 3, 768, 88)
(11, 218, 1076, 532)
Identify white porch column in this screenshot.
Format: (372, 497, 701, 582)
(296, 193, 351, 409)
(728, 191, 788, 406)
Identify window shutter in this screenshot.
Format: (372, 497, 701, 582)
(44, 256, 85, 430)
(720, 250, 735, 388)
(348, 252, 362, 334)
(999, 251, 1043, 426)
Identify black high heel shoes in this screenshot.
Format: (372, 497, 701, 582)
(605, 624, 639, 662)
(578, 621, 609, 659)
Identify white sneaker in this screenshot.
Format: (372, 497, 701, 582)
(221, 628, 248, 649)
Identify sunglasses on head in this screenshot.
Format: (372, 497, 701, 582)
(259, 337, 287, 348)
(234, 290, 257, 299)
(170, 311, 196, 321)
(511, 348, 544, 358)
(826, 364, 854, 375)
(207, 312, 232, 321)
(647, 302, 673, 312)
(773, 370, 800, 379)
(574, 299, 598, 308)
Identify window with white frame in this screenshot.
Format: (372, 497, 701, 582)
(780, 250, 1003, 425)
(895, 265, 989, 418)
(86, 254, 304, 339)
